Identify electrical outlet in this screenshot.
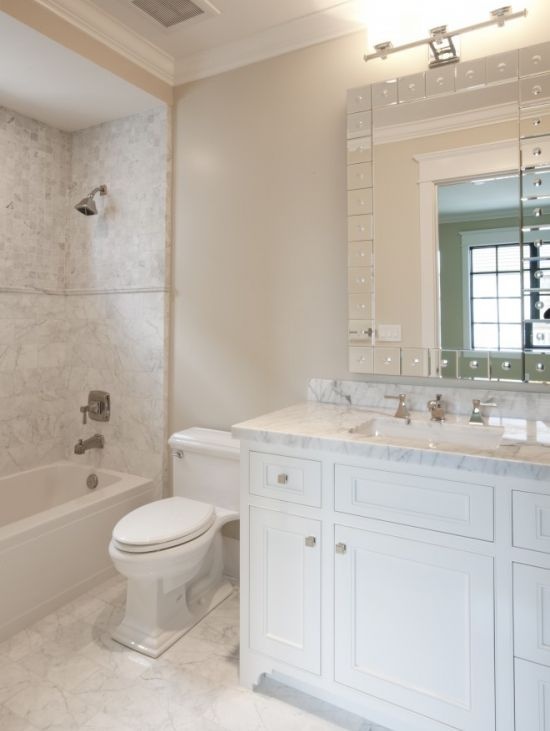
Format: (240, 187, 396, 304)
(377, 324, 402, 342)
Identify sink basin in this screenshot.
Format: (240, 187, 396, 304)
(350, 416, 504, 451)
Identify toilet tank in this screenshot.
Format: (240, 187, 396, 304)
(169, 428, 240, 511)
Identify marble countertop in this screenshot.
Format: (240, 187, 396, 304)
(232, 401, 550, 481)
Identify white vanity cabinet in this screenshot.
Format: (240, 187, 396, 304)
(239, 442, 511, 731)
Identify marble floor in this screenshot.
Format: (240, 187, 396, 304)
(0, 576, 391, 731)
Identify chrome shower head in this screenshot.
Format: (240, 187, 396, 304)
(75, 185, 107, 216)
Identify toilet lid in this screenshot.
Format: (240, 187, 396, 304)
(112, 496, 215, 552)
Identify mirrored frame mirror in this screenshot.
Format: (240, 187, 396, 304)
(346, 41, 550, 383)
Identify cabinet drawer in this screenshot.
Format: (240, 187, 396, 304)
(334, 464, 494, 540)
(515, 658, 550, 731)
(514, 491, 550, 553)
(249, 452, 321, 507)
(514, 563, 550, 667)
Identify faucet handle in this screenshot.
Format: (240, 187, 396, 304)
(384, 393, 407, 403)
(80, 405, 89, 425)
(470, 399, 496, 425)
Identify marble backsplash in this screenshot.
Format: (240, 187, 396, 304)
(0, 105, 170, 489)
(308, 378, 550, 422)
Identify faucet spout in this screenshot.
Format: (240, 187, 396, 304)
(74, 433, 105, 454)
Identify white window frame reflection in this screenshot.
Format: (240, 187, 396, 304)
(460, 227, 522, 351)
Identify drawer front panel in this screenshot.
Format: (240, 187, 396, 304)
(514, 491, 550, 553)
(515, 658, 550, 731)
(514, 563, 550, 667)
(250, 452, 321, 507)
(335, 464, 494, 540)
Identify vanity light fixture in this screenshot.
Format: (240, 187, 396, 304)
(364, 6, 527, 67)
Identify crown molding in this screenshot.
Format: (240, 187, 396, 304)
(33, 0, 175, 85)
(374, 102, 518, 145)
(174, 1, 365, 85)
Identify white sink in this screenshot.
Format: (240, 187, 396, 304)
(350, 415, 504, 451)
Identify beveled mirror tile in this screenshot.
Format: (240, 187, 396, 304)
(347, 162, 373, 190)
(347, 86, 372, 114)
(347, 111, 372, 139)
(348, 214, 373, 241)
(348, 241, 373, 268)
(347, 137, 372, 165)
(398, 73, 425, 103)
(372, 80, 398, 108)
(489, 352, 524, 381)
(373, 346, 401, 375)
(520, 41, 550, 77)
(347, 189, 373, 216)
(348, 267, 373, 294)
(455, 59, 486, 91)
(525, 352, 550, 381)
(426, 65, 455, 96)
(458, 351, 490, 380)
(440, 351, 458, 379)
(521, 137, 550, 168)
(349, 293, 373, 319)
(348, 346, 373, 374)
(520, 106, 550, 138)
(400, 347, 429, 377)
(486, 50, 518, 83)
(520, 72, 550, 106)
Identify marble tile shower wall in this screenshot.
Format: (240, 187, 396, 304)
(0, 106, 169, 488)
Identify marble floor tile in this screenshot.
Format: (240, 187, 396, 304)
(0, 576, 392, 731)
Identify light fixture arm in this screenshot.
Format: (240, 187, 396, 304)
(364, 6, 527, 64)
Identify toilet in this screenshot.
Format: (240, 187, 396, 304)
(109, 427, 240, 658)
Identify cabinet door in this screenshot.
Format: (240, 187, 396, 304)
(515, 658, 550, 731)
(334, 525, 495, 731)
(249, 507, 321, 674)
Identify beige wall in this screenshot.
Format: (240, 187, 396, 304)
(171, 1, 550, 431)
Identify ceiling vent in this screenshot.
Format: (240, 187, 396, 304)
(131, 0, 205, 28)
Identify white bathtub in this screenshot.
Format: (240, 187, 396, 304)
(0, 461, 155, 641)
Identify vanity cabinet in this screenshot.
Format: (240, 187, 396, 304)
(239, 444, 509, 731)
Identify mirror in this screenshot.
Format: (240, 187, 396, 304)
(346, 42, 550, 382)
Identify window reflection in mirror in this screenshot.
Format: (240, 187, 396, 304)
(438, 174, 521, 352)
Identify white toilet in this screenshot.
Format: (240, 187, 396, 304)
(109, 428, 240, 658)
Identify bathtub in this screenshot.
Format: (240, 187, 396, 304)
(0, 461, 155, 641)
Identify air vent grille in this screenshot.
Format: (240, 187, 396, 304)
(131, 0, 204, 28)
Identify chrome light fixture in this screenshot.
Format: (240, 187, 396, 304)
(365, 6, 527, 67)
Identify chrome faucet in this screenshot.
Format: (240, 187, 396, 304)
(427, 394, 446, 422)
(384, 393, 410, 422)
(74, 434, 105, 455)
(469, 399, 496, 426)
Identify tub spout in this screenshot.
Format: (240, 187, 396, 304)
(74, 434, 105, 455)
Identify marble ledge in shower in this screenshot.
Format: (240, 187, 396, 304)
(308, 377, 550, 422)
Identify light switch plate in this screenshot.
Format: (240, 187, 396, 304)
(377, 324, 402, 342)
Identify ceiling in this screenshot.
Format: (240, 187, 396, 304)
(0, 11, 161, 130)
(38, 0, 367, 84)
(438, 176, 520, 222)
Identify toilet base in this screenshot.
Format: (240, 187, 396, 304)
(112, 577, 234, 658)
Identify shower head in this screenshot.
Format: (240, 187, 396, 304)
(75, 185, 107, 216)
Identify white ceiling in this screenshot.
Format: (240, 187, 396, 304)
(49, 0, 367, 84)
(438, 177, 520, 222)
(0, 11, 161, 131)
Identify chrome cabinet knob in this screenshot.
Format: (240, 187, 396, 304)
(277, 473, 289, 485)
(305, 536, 317, 548)
(335, 543, 347, 554)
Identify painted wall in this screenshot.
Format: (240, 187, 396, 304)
(171, 1, 550, 431)
(0, 106, 170, 487)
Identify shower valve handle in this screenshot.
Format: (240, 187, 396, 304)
(80, 406, 89, 425)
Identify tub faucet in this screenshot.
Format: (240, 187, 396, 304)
(74, 434, 105, 455)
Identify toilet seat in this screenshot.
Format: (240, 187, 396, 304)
(112, 496, 216, 553)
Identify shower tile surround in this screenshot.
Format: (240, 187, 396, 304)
(0, 106, 170, 488)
